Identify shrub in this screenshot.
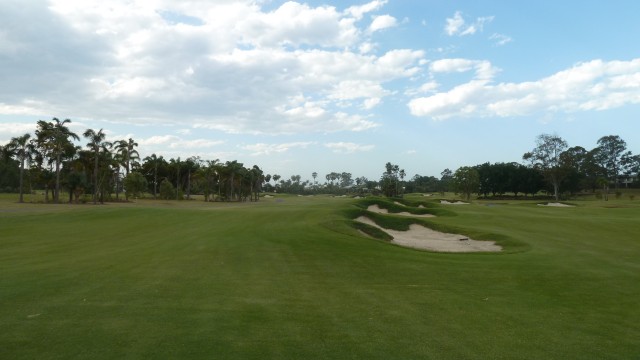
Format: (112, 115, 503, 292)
(159, 179, 175, 200)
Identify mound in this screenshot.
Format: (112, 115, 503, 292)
(367, 205, 436, 218)
(355, 216, 501, 253)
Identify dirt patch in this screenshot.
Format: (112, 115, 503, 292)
(356, 216, 501, 253)
(367, 205, 435, 218)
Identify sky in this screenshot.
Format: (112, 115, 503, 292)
(1, 0, 639, 182)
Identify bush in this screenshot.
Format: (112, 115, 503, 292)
(159, 179, 175, 200)
(123, 172, 148, 199)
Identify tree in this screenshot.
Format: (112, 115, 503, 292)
(83, 128, 108, 205)
(0, 144, 19, 193)
(225, 160, 244, 201)
(36, 118, 80, 203)
(272, 174, 281, 192)
(123, 172, 148, 199)
(595, 135, 629, 190)
(249, 165, 264, 201)
(523, 134, 568, 201)
(380, 162, 403, 197)
(114, 138, 139, 177)
(159, 178, 175, 200)
(439, 168, 453, 195)
(312, 172, 318, 184)
(453, 166, 479, 201)
(7, 133, 35, 203)
(143, 153, 164, 199)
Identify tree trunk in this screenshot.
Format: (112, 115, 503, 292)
(55, 155, 61, 203)
(18, 158, 24, 203)
(153, 166, 158, 199)
(187, 171, 191, 200)
(93, 155, 98, 205)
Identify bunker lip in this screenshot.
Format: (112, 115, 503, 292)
(367, 204, 436, 218)
(356, 216, 501, 253)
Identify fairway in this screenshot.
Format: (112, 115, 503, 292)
(1, 195, 639, 359)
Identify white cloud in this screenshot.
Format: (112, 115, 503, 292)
(363, 97, 381, 109)
(328, 80, 390, 101)
(430, 59, 500, 80)
(490, 33, 512, 46)
(409, 58, 640, 120)
(0, 122, 37, 143)
(138, 135, 223, 149)
(0, 0, 423, 136)
(445, 11, 493, 36)
(324, 142, 375, 153)
(445, 11, 465, 36)
(369, 14, 398, 33)
(242, 142, 315, 156)
(345, 0, 388, 20)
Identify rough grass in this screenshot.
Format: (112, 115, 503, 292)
(1, 194, 639, 359)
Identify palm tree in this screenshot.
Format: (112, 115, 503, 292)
(83, 128, 108, 204)
(7, 133, 36, 203)
(225, 160, 244, 201)
(35, 118, 79, 203)
(114, 138, 139, 177)
(143, 153, 164, 199)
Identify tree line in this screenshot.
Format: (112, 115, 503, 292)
(0, 118, 266, 203)
(450, 134, 639, 201)
(1, 119, 638, 202)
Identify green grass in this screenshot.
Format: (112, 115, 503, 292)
(1, 194, 639, 359)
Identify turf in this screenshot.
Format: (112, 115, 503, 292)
(1, 194, 639, 359)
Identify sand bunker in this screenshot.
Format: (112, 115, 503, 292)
(356, 216, 501, 253)
(440, 200, 469, 205)
(537, 202, 574, 207)
(367, 205, 435, 218)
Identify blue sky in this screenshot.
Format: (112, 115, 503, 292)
(1, 0, 639, 181)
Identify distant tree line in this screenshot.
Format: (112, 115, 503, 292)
(0, 118, 265, 203)
(449, 134, 639, 201)
(1, 120, 638, 202)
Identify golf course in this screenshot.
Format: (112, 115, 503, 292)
(1, 193, 639, 359)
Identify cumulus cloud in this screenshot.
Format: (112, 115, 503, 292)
(0, 0, 420, 135)
(345, 0, 388, 20)
(409, 58, 640, 120)
(368, 14, 398, 33)
(324, 142, 375, 153)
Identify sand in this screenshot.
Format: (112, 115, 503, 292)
(356, 216, 501, 253)
(537, 202, 574, 207)
(440, 200, 470, 205)
(367, 205, 436, 218)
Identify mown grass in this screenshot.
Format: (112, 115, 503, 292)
(1, 194, 639, 359)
